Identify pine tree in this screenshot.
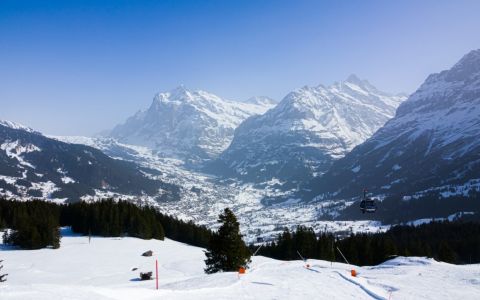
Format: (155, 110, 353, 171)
(204, 208, 251, 274)
(437, 240, 455, 263)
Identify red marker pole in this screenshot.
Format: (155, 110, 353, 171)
(155, 259, 159, 290)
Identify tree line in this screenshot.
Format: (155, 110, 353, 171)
(0, 198, 212, 250)
(2, 197, 479, 267)
(255, 221, 480, 265)
(0, 199, 249, 274)
(1, 199, 60, 249)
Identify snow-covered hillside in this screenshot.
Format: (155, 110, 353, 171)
(217, 75, 406, 184)
(0, 122, 179, 202)
(109, 86, 276, 161)
(309, 49, 480, 200)
(1, 229, 479, 299)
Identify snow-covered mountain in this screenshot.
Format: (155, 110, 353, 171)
(215, 75, 406, 185)
(109, 86, 276, 161)
(0, 121, 179, 202)
(310, 49, 480, 200)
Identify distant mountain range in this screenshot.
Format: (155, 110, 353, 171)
(308, 49, 480, 202)
(213, 75, 405, 185)
(0, 121, 179, 202)
(2, 49, 480, 227)
(108, 86, 276, 162)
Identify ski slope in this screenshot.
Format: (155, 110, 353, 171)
(1, 229, 479, 299)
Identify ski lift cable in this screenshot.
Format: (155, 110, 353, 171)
(336, 246, 350, 266)
(252, 244, 263, 256)
(296, 250, 306, 262)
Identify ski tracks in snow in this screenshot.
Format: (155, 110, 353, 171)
(334, 270, 388, 300)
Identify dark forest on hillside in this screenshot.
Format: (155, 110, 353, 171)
(0, 198, 212, 249)
(255, 222, 480, 265)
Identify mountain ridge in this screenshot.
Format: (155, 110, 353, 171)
(308, 49, 480, 201)
(109, 86, 276, 161)
(0, 121, 179, 202)
(215, 76, 406, 185)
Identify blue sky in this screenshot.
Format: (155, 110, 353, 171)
(1, 0, 480, 135)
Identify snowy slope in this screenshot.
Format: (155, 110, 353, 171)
(309, 49, 480, 200)
(1, 229, 479, 299)
(217, 75, 405, 184)
(109, 86, 276, 161)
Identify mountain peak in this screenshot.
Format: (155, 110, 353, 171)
(454, 49, 480, 68)
(447, 49, 480, 79)
(343, 74, 379, 91)
(153, 85, 193, 104)
(345, 74, 363, 85)
(423, 49, 480, 85)
(110, 87, 275, 159)
(218, 76, 406, 183)
(170, 84, 188, 93)
(0, 119, 37, 133)
(169, 85, 193, 99)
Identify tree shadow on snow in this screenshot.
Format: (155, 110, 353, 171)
(130, 278, 142, 282)
(305, 267, 321, 273)
(251, 281, 274, 286)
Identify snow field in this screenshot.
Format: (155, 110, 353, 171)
(1, 229, 479, 299)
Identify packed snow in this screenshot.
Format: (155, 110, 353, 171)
(1, 229, 479, 299)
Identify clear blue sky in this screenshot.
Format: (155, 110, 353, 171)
(1, 0, 479, 135)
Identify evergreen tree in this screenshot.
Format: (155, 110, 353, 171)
(204, 208, 251, 274)
(437, 240, 455, 263)
(277, 228, 294, 259)
(0, 216, 5, 230)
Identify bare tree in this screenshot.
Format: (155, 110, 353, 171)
(0, 260, 7, 283)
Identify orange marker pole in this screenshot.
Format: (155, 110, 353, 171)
(156, 259, 159, 290)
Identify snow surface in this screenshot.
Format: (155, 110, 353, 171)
(1, 229, 479, 299)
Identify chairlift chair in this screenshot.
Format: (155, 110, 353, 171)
(360, 188, 377, 213)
